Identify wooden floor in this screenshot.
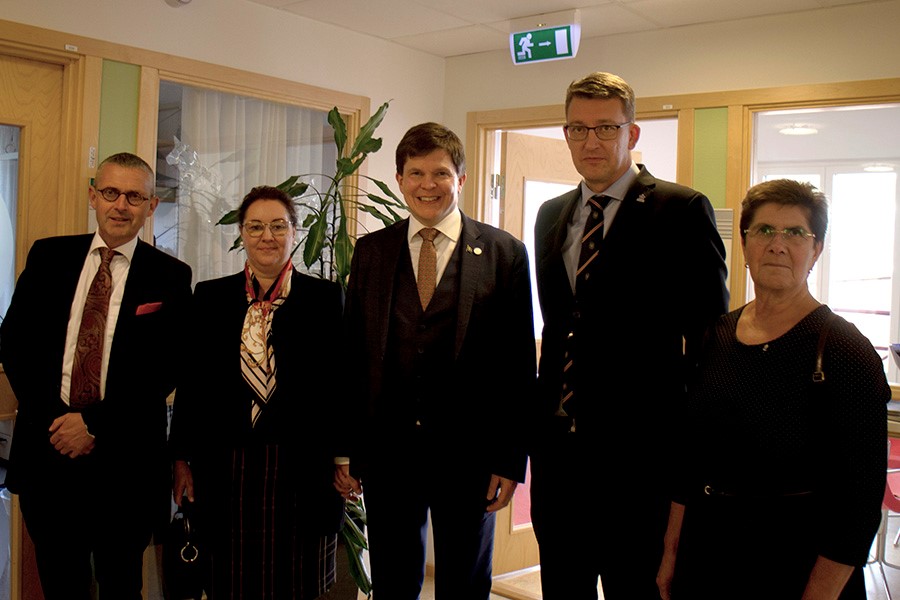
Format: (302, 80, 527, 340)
(355, 509, 900, 599)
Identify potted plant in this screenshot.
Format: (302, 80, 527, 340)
(218, 101, 406, 289)
(218, 101, 406, 599)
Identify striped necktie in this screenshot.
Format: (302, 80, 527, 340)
(575, 194, 611, 285)
(556, 195, 612, 431)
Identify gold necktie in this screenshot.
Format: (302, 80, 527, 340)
(417, 228, 438, 309)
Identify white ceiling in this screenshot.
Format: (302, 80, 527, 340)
(237, 0, 899, 167)
(243, 0, 881, 58)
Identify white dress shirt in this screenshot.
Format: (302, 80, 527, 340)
(60, 232, 138, 404)
(563, 162, 640, 293)
(407, 208, 463, 287)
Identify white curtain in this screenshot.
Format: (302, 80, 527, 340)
(0, 126, 19, 320)
(166, 85, 329, 285)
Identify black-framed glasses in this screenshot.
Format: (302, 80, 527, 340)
(563, 122, 632, 141)
(743, 224, 816, 244)
(241, 220, 291, 238)
(95, 186, 151, 206)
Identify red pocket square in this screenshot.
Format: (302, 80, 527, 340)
(136, 302, 163, 315)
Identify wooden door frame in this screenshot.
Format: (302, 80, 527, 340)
(465, 77, 900, 315)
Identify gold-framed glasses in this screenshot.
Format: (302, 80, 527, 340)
(242, 220, 291, 237)
(563, 122, 632, 141)
(743, 224, 816, 244)
(95, 186, 150, 206)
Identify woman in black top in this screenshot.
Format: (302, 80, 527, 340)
(657, 179, 890, 599)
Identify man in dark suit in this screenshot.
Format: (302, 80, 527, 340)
(339, 122, 535, 599)
(530, 72, 729, 599)
(0, 152, 192, 599)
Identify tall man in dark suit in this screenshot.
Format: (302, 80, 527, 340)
(530, 72, 729, 599)
(0, 152, 192, 599)
(339, 122, 535, 599)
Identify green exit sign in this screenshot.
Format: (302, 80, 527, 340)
(510, 25, 580, 65)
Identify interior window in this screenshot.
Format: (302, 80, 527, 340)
(154, 81, 335, 286)
(753, 104, 900, 381)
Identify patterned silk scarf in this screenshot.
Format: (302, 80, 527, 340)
(241, 261, 292, 427)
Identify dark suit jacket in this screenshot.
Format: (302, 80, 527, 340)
(344, 212, 536, 483)
(533, 165, 729, 470)
(168, 269, 345, 535)
(0, 234, 192, 503)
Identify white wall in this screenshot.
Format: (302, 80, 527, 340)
(3, 0, 900, 191)
(0, 0, 446, 193)
(443, 0, 900, 136)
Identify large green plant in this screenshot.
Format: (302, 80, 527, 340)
(217, 101, 406, 290)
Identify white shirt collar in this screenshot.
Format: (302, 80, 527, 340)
(580, 161, 640, 206)
(407, 208, 462, 244)
(90, 230, 138, 263)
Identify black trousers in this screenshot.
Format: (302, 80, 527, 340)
(530, 434, 669, 600)
(363, 433, 495, 600)
(18, 454, 153, 600)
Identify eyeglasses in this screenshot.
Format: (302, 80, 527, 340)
(563, 122, 632, 141)
(95, 186, 151, 206)
(241, 220, 291, 237)
(743, 224, 816, 244)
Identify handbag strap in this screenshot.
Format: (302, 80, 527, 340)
(812, 310, 838, 383)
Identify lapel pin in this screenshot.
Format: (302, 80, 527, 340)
(473, 247, 482, 255)
(636, 193, 647, 203)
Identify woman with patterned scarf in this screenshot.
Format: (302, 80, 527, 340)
(170, 185, 345, 599)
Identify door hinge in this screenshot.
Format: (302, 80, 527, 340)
(490, 174, 504, 201)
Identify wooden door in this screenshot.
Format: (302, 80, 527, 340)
(0, 50, 68, 600)
(491, 131, 579, 577)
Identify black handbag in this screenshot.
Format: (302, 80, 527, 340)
(162, 499, 208, 600)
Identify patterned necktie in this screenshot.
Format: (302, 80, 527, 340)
(417, 228, 439, 309)
(556, 195, 612, 431)
(70, 247, 115, 409)
(575, 194, 611, 285)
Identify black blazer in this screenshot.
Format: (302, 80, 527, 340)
(344, 212, 536, 483)
(169, 268, 345, 535)
(0, 234, 192, 497)
(533, 165, 729, 459)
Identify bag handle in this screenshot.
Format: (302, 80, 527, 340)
(812, 310, 838, 383)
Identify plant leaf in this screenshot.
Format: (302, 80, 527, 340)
(357, 203, 398, 227)
(328, 107, 347, 156)
(365, 192, 404, 209)
(275, 175, 301, 191)
(366, 178, 405, 206)
(348, 101, 390, 159)
(334, 217, 353, 284)
(217, 209, 240, 225)
(284, 181, 310, 198)
(303, 212, 328, 268)
(339, 505, 372, 597)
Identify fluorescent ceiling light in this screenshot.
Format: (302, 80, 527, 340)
(779, 124, 818, 136)
(864, 163, 895, 172)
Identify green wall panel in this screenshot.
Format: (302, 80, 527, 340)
(692, 107, 727, 208)
(98, 60, 140, 164)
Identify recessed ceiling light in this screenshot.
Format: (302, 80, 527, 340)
(778, 124, 818, 136)
(864, 163, 895, 172)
